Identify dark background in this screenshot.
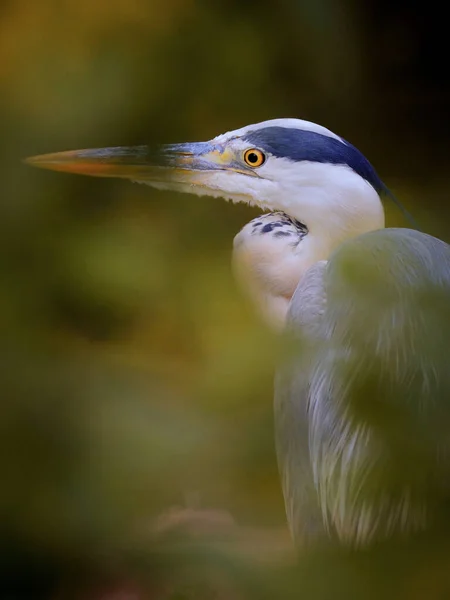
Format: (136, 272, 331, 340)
(0, 1, 449, 597)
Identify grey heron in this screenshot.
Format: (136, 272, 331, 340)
(27, 118, 450, 550)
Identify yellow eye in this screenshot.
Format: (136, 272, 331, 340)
(243, 148, 266, 168)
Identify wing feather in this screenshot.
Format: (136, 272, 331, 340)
(275, 228, 450, 547)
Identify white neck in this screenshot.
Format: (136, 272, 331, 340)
(232, 165, 385, 329)
(268, 162, 385, 250)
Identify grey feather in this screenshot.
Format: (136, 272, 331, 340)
(275, 228, 450, 548)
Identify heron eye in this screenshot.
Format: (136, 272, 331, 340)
(244, 148, 266, 167)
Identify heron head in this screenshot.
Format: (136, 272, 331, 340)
(27, 119, 385, 243)
(27, 118, 388, 327)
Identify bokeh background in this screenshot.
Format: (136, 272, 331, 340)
(1, 1, 449, 598)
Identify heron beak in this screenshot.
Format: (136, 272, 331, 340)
(25, 142, 246, 183)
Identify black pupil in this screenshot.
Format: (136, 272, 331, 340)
(247, 152, 260, 164)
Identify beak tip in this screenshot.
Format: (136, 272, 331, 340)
(24, 155, 40, 167)
(22, 150, 110, 176)
(24, 152, 61, 170)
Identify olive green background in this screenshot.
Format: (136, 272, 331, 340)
(0, 1, 449, 597)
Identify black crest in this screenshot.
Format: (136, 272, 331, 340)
(243, 127, 384, 194)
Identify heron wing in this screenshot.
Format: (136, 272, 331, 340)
(275, 228, 450, 547)
(274, 259, 329, 544)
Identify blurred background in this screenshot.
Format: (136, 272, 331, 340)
(0, 0, 449, 598)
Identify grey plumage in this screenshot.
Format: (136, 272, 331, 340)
(275, 228, 450, 547)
